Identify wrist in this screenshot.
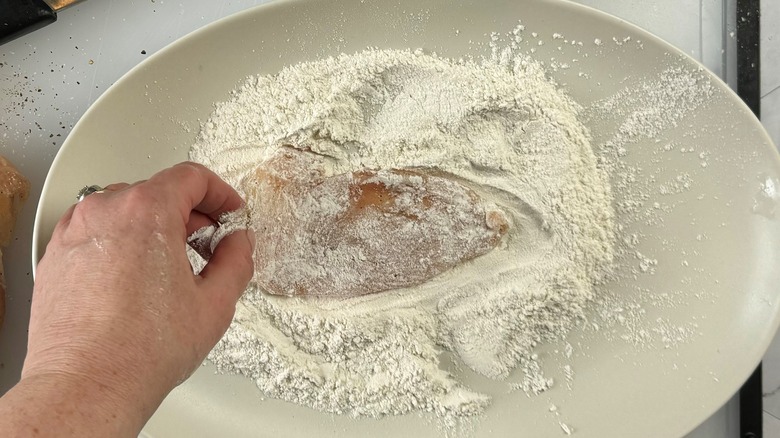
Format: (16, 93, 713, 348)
(3, 370, 159, 437)
(21, 321, 179, 427)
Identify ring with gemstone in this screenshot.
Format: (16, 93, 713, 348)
(76, 185, 105, 202)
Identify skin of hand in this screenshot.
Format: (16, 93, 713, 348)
(0, 162, 255, 437)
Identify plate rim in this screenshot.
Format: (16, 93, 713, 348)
(30, 0, 780, 436)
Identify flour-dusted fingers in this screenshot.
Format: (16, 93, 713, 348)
(198, 228, 255, 322)
(146, 162, 244, 226)
(186, 211, 216, 237)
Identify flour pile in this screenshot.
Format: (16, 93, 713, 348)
(190, 46, 615, 419)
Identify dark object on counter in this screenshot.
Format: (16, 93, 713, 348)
(736, 0, 762, 437)
(0, 0, 83, 45)
(736, 0, 761, 117)
(741, 365, 763, 438)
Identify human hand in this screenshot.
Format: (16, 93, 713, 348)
(21, 162, 255, 434)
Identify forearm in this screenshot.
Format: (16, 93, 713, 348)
(0, 372, 156, 437)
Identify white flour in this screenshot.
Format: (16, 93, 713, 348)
(581, 62, 714, 350)
(190, 43, 615, 420)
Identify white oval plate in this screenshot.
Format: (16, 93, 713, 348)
(33, 0, 780, 437)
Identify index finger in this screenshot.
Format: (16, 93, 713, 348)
(147, 162, 244, 225)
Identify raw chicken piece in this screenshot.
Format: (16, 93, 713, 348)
(243, 145, 509, 297)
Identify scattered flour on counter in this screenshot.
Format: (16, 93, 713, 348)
(190, 38, 616, 423)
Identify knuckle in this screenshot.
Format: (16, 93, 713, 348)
(70, 194, 106, 220)
(173, 162, 206, 181)
(73, 194, 100, 211)
(124, 184, 159, 209)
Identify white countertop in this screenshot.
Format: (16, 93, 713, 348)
(1, 0, 778, 436)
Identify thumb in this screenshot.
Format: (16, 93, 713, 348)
(199, 228, 256, 303)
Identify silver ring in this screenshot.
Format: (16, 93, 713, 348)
(76, 185, 105, 202)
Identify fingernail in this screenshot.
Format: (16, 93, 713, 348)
(246, 228, 256, 253)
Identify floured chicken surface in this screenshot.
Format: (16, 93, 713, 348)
(242, 146, 509, 297)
